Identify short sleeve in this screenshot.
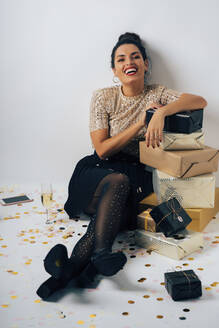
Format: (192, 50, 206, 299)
(89, 90, 109, 132)
(160, 87, 182, 106)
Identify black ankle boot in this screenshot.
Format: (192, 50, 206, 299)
(91, 249, 127, 276)
(36, 276, 68, 300)
(44, 244, 69, 279)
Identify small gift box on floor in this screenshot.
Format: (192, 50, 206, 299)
(164, 270, 202, 301)
(150, 197, 192, 237)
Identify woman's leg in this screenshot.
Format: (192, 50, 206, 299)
(69, 172, 130, 276)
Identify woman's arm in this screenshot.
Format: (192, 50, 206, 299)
(91, 113, 146, 160)
(145, 93, 208, 148)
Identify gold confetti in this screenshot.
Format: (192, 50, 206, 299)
(145, 264, 151, 267)
(156, 315, 163, 319)
(215, 236, 219, 239)
(17, 203, 22, 206)
(143, 295, 150, 298)
(182, 263, 189, 266)
(34, 299, 41, 303)
(15, 216, 20, 219)
(35, 229, 40, 233)
(211, 283, 218, 287)
(24, 212, 29, 214)
(16, 213, 20, 215)
(197, 268, 204, 271)
(42, 242, 48, 244)
(10, 296, 18, 299)
(3, 217, 10, 220)
(23, 239, 29, 242)
(89, 325, 96, 328)
(160, 282, 165, 286)
(30, 241, 36, 244)
(1, 245, 7, 248)
(0, 253, 3, 256)
(30, 236, 35, 239)
(138, 277, 147, 283)
(157, 298, 163, 301)
(48, 235, 54, 238)
(0, 238, 3, 241)
(1, 304, 9, 308)
(122, 312, 129, 316)
(128, 300, 135, 304)
(212, 241, 219, 244)
(32, 206, 37, 209)
(205, 287, 212, 291)
(77, 320, 85, 324)
(12, 272, 18, 275)
(89, 314, 96, 318)
(175, 266, 182, 269)
(188, 257, 194, 261)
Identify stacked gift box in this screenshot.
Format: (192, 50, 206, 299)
(135, 108, 219, 301)
(139, 108, 219, 231)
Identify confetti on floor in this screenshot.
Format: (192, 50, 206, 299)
(0, 185, 219, 328)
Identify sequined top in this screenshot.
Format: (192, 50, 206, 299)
(89, 84, 182, 157)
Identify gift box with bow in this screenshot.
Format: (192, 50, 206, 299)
(164, 270, 202, 301)
(149, 197, 192, 237)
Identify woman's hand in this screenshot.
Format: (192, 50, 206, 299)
(145, 106, 165, 148)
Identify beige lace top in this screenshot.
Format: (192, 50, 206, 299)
(89, 84, 182, 158)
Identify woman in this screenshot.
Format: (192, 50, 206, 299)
(37, 32, 207, 299)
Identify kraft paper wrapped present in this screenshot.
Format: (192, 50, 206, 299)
(160, 130, 204, 150)
(149, 198, 192, 237)
(164, 270, 202, 301)
(135, 229, 204, 260)
(146, 108, 203, 133)
(139, 143, 219, 178)
(139, 189, 219, 232)
(153, 170, 215, 208)
(137, 208, 156, 232)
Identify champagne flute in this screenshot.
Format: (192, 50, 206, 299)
(41, 183, 53, 224)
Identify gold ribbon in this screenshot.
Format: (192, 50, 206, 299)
(181, 271, 197, 294)
(156, 199, 184, 227)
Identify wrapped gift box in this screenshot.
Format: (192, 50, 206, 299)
(139, 143, 219, 178)
(164, 270, 202, 301)
(137, 208, 156, 232)
(146, 108, 203, 133)
(140, 189, 219, 232)
(149, 198, 192, 237)
(153, 170, 215, 208)
(135, 229, 204, 260)
(160, 130, 204, 150)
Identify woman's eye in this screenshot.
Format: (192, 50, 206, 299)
(118, 59, 124, 62)
(134, 55, 140, 59)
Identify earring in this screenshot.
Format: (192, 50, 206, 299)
(113, 76, 120, 84)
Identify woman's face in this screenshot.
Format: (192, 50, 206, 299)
(112, 43, 148, 86)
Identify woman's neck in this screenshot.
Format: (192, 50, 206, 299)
(121, 82, 145, 97)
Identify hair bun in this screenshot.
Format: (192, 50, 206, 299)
(118, 32, 141, 44)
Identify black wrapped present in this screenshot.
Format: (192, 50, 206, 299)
(146, 108, 203, 134)
(149, 198, 192, 237)
(164, 270, 202, 301)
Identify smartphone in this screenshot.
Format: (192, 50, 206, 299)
(0, 195, 33, 206)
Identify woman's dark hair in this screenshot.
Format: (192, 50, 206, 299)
(111, 32, 148, 68)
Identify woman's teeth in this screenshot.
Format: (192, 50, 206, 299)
(125, 68, 137, 75)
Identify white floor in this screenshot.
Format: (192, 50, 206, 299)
(1, 185, 219, 328)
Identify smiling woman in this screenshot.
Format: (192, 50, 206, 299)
(36, 32, 207, 300)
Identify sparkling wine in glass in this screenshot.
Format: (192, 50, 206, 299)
(41, 183, 53, 223)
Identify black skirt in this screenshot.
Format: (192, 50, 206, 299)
(64, 151, 153, 230)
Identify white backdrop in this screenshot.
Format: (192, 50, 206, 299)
(0, 0, 219, 187)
